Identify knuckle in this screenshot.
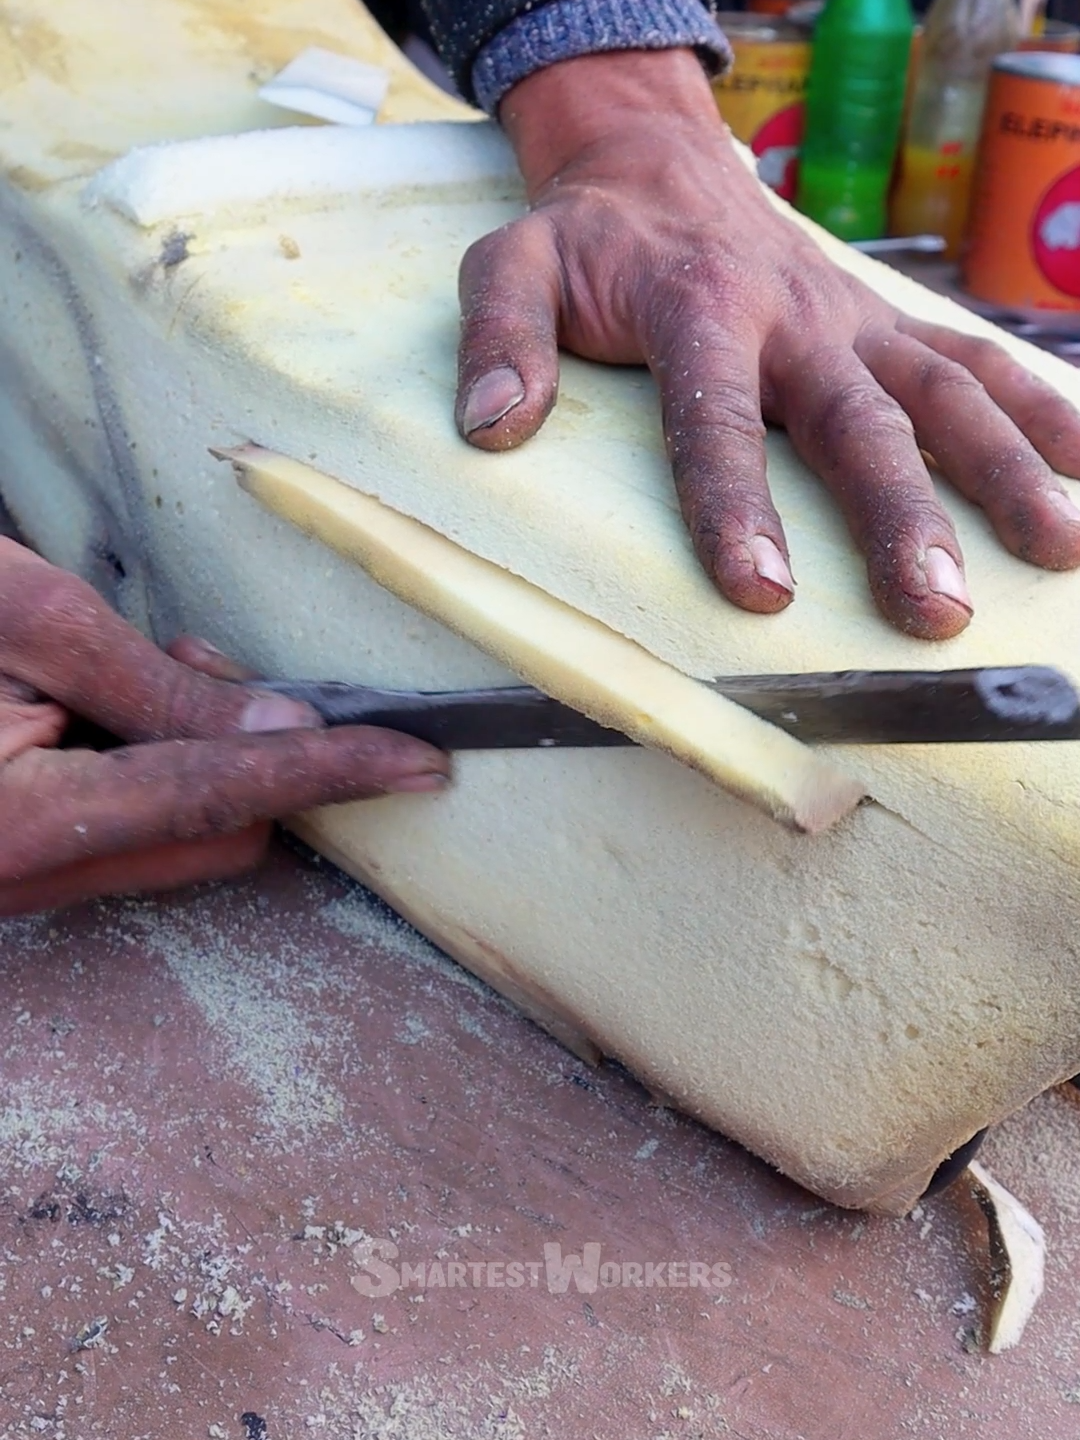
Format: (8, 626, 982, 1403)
(16, 569, 100, 649)
(664, 382, 765, 450)
(949, 333, 1010, 378)
(817, 379, 915, 450)
(172, 731, 363, 834)
(0, 754, 61, 880)
(675, 469, 778, 562)
(1025, 387, 1077, 426)
(862, 492, 953, 558)
(167, 745, 256, 838)
(458, 238, 514, 321)
(664, 248, 735, 295)
(780, 256, 882, 331)
(460, 218, 546, 301)
(778, 267, 842, 326)
(910, 353, 984, 404)
(163, 666, 230, 738)
(963, 334, 1004, 368)
(684, 503, 758, 562)
(971, 443, 1044, 494)
(460, 226, 515, 276)
(1010, 384, 1080, 449)
(648, 254, 745, 335)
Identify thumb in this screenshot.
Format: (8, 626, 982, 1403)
(456, 215, 562, 451)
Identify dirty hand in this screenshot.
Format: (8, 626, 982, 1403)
(455, 49, 1080, 640)
(0, 539, 449, 916)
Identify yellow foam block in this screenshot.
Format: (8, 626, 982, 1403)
(2, 0, 1080, 1211)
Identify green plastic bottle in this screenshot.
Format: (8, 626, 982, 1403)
(795, 0, 915, 241)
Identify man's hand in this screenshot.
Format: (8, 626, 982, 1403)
(0, 539, 449, 916)
(455, 49, 1080, 640)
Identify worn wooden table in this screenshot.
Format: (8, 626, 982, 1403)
(3, 836, 1080, 1440)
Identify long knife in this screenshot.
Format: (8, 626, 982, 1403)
(253, 666, 1080, 748)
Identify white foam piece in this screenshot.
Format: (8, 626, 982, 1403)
(82, 120, 520, 227)
(257, 46, 389, 127)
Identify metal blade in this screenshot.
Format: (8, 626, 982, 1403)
(256, 666, 1080, 748)
(707, 666, 1080, 744)
(255, 680, 629, 749)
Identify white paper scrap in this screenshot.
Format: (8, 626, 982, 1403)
(259, 47, 390, 127)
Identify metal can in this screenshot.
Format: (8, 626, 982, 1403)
(1018, 20, 1080, 55)
(712, 14, 811, 201)
(963, 53, 1080, 309)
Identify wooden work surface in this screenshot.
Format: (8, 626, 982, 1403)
(2, 838, 1080, 1440)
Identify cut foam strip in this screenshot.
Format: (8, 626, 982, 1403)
(83, 120, 520, 227)
(221, 444, 868, 834)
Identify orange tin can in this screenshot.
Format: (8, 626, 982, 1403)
(712, 14, 811, 201)
(963, 53, 1080, 310)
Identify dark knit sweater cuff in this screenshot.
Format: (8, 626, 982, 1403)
(470, 0, 732, 114)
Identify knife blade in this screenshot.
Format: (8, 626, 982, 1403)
(253, 666, 1080, 748)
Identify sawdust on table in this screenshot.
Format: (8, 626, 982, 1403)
(295, 1344, 733, 1440)
(0, 869, 558, 1190)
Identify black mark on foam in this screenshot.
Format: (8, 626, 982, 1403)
(159, 231, 191, 268)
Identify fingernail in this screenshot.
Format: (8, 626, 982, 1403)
(924, 547, 973, 612)
(241, 695, 322, 732)
(188, 636, 227, 658)
(462, 367, 525, 435)
(749, 535, 794, 593)
(387, 772, 449, 793)
(1049, 488, 1080, 524)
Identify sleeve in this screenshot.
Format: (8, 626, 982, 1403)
(417, 0, 733, 114)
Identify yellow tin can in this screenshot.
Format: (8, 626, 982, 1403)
(712, 13, 811, 201)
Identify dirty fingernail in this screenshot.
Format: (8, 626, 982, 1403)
(925, 547, 973, 611)
(462, 367, 525, 435)
(1049, 488, 1080, 524)
(241, 695, 323, 732)
(387, 772, 450, 794)
(750, 535, 794, 593)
